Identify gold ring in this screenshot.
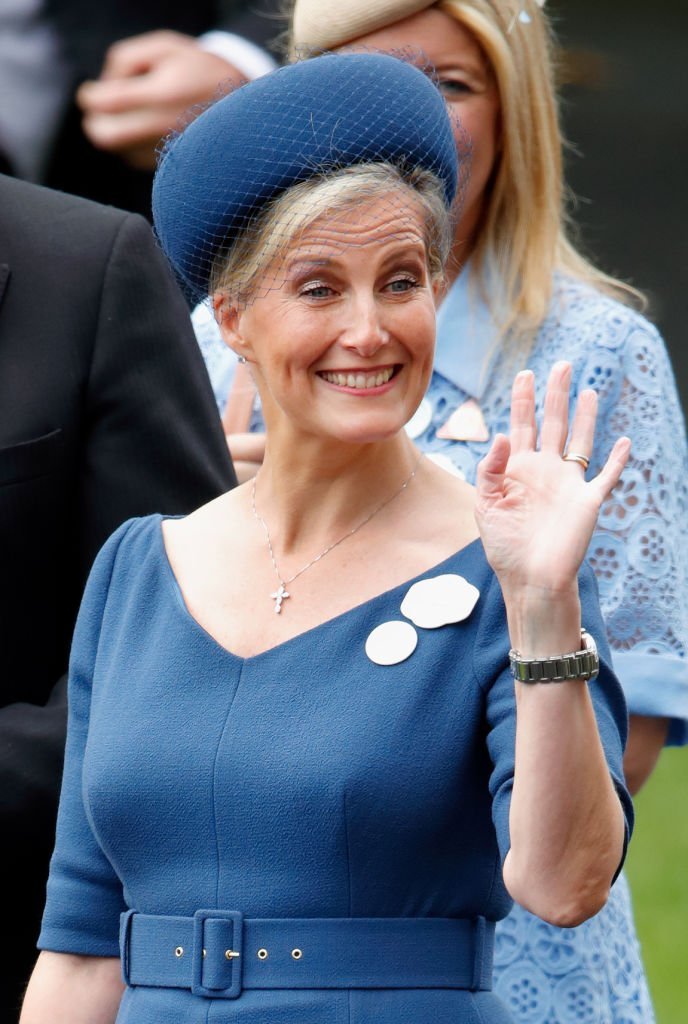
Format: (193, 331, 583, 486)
(563, 452, 590, 471)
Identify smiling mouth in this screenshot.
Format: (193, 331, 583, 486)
(317, 366, 398, 390)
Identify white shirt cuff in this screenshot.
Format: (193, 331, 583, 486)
(198, 31, 277, 81)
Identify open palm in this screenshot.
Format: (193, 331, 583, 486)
(474, 362, 631, 594)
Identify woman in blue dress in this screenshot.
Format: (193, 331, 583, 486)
(22, 53, 633, 1024)
(195, 3, 688, 1020)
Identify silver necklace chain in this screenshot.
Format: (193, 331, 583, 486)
(251, 453, 424, 614)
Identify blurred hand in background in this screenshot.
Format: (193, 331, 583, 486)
(77, 31, 245, 170)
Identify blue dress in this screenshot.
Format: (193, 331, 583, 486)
(40, 515, 632, 1024)
(192, 268, 688, 1023)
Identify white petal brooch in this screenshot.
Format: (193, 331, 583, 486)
(365, 621, 418, 666)
(400, 574, 480, 630)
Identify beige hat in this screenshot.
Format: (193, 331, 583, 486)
(291, 0, 438, 55)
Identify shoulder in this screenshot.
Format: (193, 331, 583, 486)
(547, 275, 661, 351)
(0, 175, 131, 256)
(89, 514, 168, 592)
(0, 177, 160, 316)
(540, 276, 678, 409)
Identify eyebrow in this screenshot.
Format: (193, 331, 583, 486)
(285, 258, 331, 276)
(285, 240, 427, 278)
(434, 56, 489, 78)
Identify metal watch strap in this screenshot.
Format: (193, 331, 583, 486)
(509, 630, 599, 683)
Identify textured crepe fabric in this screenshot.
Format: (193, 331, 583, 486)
(40, 515, 631, 1023)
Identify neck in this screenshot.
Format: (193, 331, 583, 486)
(253, 428, 421, 557)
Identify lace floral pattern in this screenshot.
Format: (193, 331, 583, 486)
(494, 877, 654, 1024)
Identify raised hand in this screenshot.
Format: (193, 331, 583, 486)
(474, 361, 630, 597)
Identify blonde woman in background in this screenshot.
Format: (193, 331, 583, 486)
(191, 2, 688, 1020)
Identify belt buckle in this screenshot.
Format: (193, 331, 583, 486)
(191, 909, 244, 998)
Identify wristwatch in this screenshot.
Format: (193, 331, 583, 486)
(509, 630, 599, 683)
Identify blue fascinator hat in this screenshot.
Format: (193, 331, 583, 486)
(153, 52, 459, 304)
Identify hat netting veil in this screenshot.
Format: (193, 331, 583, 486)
(152, 51, 471, 308)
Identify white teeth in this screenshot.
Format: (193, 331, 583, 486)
(320, 368, 394, 388)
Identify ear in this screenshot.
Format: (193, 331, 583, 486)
(212, 291, 253, 362)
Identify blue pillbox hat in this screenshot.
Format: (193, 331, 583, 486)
(152, 52, 458, 303)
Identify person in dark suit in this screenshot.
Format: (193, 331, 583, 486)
(0, 172, 236, 1018)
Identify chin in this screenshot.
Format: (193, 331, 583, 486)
(329, 419, 407, 446)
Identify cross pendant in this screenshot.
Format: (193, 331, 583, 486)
(271, 584, 290, 614)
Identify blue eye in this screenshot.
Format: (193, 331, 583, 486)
(439, 79, 471, 100)
(386, 277, 417, 293)
(302, 284, 333, 299)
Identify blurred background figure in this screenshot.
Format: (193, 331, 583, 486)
(0, 0, 282, 217)
(0, 173, 235, 1019)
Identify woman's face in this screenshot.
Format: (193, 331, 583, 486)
(217, 194, 438, 446)
(346, 7, 501, 265)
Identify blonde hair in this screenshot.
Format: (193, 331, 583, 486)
(437, 0, 644, 339)
(211, 163, 451, 305)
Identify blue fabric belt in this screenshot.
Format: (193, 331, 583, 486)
(120, 909, 494, 999)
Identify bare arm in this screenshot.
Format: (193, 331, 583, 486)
(20, 952, 123, 1024)
(624, 714, 669, 795)
(500, 587, 626, 927)
(475, 363, 629, 927)
(226, 432, 265, 483)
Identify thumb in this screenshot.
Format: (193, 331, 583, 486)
(476, 433, 510, 504)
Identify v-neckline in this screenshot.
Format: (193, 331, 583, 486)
(156, 515, 485, 665)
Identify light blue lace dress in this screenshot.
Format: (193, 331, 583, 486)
(192, 269, 688, 1023)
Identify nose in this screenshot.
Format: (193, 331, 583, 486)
(339, 292, 390, 357)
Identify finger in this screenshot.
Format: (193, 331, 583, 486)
(591, 437, 632, 502)
(99, 31, 190, 80)
(476, 433, 511, 503)
(78, 76, 168, 114)
(539, 361, 572, 454)
(83, 110, 172, 151)
(564, 388, 597, 470)
(509, 369, 537, 454)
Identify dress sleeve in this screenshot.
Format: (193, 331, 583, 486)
(38, 523, 133, 957)
(474, 566, 634, 870)
(581, 318, 688, 745)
